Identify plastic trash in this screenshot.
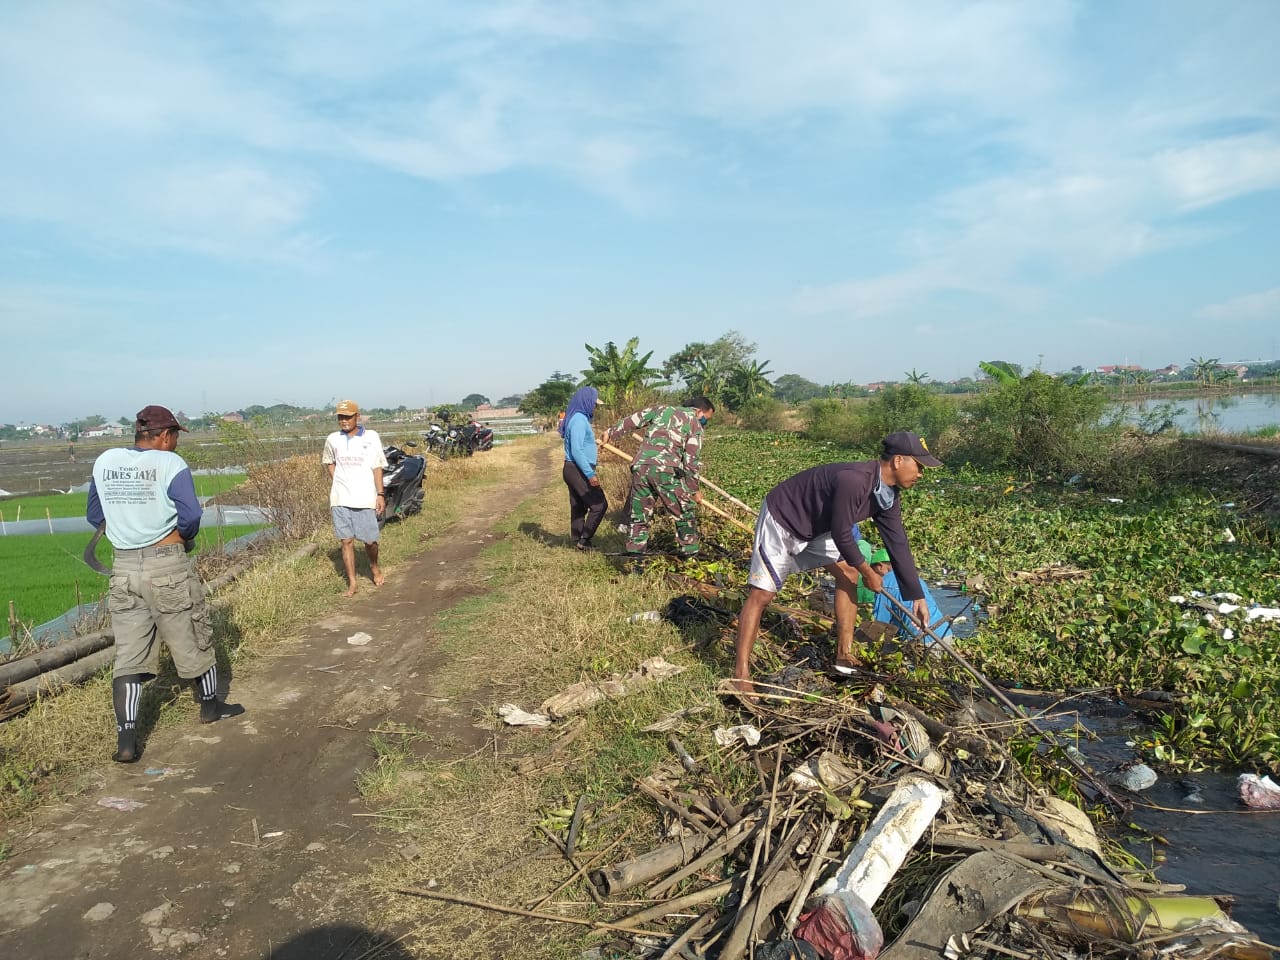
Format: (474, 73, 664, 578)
(497, 703, 552, 727)
(97, 797, 145, 812)
(627, 610, 662, 623)
(753, 940, 822, 960)
(794, 890, 884, 960)
(1238, 773, 1280, 810)
(714, 724, 762, 747)
(346, 631, 373, 646)
(1106, 763, 1157, 792)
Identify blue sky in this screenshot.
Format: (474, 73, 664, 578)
(3, 1, 1279, 425)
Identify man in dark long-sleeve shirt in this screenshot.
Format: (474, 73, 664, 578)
(733, 431, 941, 689)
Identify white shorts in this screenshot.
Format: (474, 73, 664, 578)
(747, 503, 853, 592)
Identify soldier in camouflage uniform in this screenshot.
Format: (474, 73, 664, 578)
(604, 397, 715, 557)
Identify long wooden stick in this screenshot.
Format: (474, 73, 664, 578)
(627, 432, 757, 516)
(393, 887, 667, 937)
(599, 440, 754, 535)
(879, 591, 1130, 814)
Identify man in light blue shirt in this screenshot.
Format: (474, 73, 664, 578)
(86, 405, 234, 763)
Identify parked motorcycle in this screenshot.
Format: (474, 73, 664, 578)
(422, 422, 466, 459)
(379, 440, 426, 528)
(459, 421, 495, 455)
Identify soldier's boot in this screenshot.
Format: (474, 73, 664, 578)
(112, 676, 143, 763)
(196, 665, 221, 723)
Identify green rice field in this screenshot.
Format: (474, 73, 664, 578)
(2, 523, 265, 630)
(0, 473, 246, 521)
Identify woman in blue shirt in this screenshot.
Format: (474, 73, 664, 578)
(560, 386, 607, 550)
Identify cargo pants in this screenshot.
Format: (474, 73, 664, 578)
(625, 466, 699, 556)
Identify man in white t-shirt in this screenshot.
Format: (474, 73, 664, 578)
(322, 400, 389, 596)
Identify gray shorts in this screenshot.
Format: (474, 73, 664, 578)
(109, 544, 215, 680)
(331, 505, 380, 543)
(747, 503, 852, 592)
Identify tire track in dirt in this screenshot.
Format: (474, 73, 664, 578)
(0, 444, 555, 959)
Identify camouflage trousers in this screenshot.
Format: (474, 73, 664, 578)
(626, 467, 699, 556)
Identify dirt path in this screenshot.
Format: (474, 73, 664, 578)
(0, 446, 556, 959)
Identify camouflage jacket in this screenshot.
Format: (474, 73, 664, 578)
(605, 406, 705, 489)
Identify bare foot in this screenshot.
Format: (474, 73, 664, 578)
(343, 583, 358, 598)
(728, 676, 756, 696)
(371, 569, 385, 587)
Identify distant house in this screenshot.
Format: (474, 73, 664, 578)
(82, 423, 124, 438)
(1095, 364, 1143, 375)
(221, 412, 245, 424)
(470, 405, 520, 418)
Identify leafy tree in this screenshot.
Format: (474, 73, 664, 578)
(549, 370, 577, 383)
(684, 355, 730, 400)
(772, 374, 825, 403)
(978, 360, 1023, 385)
(460, 393, 490, 408)
(724, 359, 774, 409)
(581, 337, 665, 405)
(663, 331, 756, 386)
(497, 394, 524, 407)
(518, 378, 578, 418)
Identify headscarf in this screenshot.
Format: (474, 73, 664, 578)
(558, 386, 598, 437)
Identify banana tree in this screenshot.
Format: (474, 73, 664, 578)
(582, 337, 666, 405)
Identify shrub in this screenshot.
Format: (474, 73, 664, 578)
(958, 370, 1108, 477)
(735, 396, 788, 431)
(803, 399, 866, 445)
(859, 384, 960, 444)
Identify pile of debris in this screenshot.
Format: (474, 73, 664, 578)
(408, 632, 1275, 959)
(565, 665, 1273, 960)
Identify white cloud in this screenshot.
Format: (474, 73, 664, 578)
(1157, 136, 1280, 211)
(1198, 287, 1280, 323)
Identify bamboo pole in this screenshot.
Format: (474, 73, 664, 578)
(46, 507, 53, 534)
(599, 440, 754, 535)
(879, 590, 1130, 814)
(393, 887, 668, 938)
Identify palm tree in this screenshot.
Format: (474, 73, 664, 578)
(582, 337, 666, 405)
(905, 368, 930, 386)
(1189, 356, 1220, 388)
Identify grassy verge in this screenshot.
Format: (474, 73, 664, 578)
(354, 454, 753, 960)
(0, 443, 531, 824)
(0, 473, 246, 520)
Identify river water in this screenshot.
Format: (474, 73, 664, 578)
(1114, 390, 1280, 434)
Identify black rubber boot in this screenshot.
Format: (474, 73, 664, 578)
(200, 698, 222, 723)
(112, 676, 141, 763)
